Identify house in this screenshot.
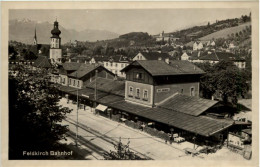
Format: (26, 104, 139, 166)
(206, 40, 216, 47)
(121, 60, 205, 107)
(53, 62, 115, 89)
(55, 62, 81, 86)
(132, 52, 170, 62)
(89, 55, 109, 64)
(67, 64, 115, 89)
(180, 52, 190, 60)
(193, 41, 204, 51)
(229, 42, 237, 49)
(189, 51, 246, 69)
(103, 55, 131, 78)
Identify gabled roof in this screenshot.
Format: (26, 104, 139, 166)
(159, 94, 219, 116)
(138, 52, 170, 60)
(62, 62, 81, 71)
(197, 51, 245, 62)
(107, 55, 130, 63)
(58, 86, 233, 137)
(92, 56, 109, 62)
(215, 52, 244, 61)
(85, 77, 125, 97)
(68, 64, 99, 79)
(33, 56, 52, 68)
(199, 52, 219, 61)
(122, 60, 205, 76)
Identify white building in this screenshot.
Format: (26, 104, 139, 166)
(103, 55, 130, 78)
(193, 41, 204, 51)
(181, 52, 190, 60)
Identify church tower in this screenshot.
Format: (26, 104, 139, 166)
(49, 19, 62, 63)
(33, 27, 37, 45)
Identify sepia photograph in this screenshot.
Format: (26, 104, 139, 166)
(1, 1, 259, 167)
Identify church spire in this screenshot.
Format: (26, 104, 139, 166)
(33, 26, 37, 45)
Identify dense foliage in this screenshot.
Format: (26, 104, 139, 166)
(196, 61, 250, 105)
(9, 66, 71, 159)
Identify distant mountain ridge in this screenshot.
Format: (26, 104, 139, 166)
(9, 19, 120, 44)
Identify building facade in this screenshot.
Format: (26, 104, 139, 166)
(122, 60, 204, 107)
(103, 55, 130, 78)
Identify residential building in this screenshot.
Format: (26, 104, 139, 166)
(188, 51, 246, 69)
(193, 41, 204, 51)
(132, 52, 170, 63)
(89, 55, 109, 65)
(52, 62, 115, 89)
(180, 52, 190, 60)
(103, 55, 130, 78)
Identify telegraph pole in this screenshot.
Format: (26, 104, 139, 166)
(76, 72, 79, 147)
(94, 66, 98, 114)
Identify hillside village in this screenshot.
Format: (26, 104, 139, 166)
(9, 13, 252, 160)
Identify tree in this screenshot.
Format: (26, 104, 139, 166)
(103, 138, 146, 160)
(196, 61, 250, 105)
(9, 66, 71, 159)
(9, 45, 18, 60)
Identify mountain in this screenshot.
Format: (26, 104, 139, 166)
(9, 19, 119, 44)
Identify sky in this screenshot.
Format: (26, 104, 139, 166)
(9, 9, 251, 35)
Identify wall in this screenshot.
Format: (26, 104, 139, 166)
(68, 77, 83, 89)
(228, 133, 244, 149)
(59, 74, 68, 86)
(50, 48, 62, 62)
(125, 80, 153, 107)
(50, 73, 60, 83)
(154, 82, 199, 104)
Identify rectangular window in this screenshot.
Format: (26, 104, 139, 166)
(110, 62, 113, 67)
(136, 88, 140, 99)
(77, 81, 80, 87)
(106, 63, 108, 66)
(115, 63, 117, 67)
(121, 64, 124, 68)
(190, 87, 195, 96)
(73, 80, 75, 86)
(181, 89, 183, 94)
(69, 79, 71, 85)
(63, 78, 65, 84)
(129, 86, 133, 97)
(143, 90, 148, 101)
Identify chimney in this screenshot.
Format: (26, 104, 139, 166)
(85, 60, 87, 64)
(69, 58, 71, 62)
(77, 59, 80, 63)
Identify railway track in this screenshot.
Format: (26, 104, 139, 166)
(64, 118, 153, 160)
